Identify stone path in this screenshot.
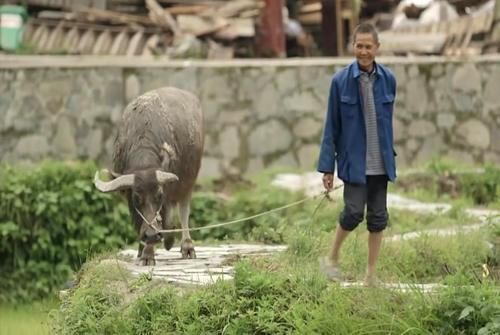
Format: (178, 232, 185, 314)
(387, 223, 488, 242)
(117, 244, 286, 286)
(339, 282, 453, 293)
(110, 172, 498, 291)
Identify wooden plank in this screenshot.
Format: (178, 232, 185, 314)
(379, 32, 447, 54)
(44, 21, 65, 51)
(77, 8, 153, 26)
(93, 30, 113, 54)
(146, 0, 181, 34)
(238, 8, 261, 18)
(176, 14, 228, 36)
(110, 30, 130, 55)
(157, 0, 227, 5)
(142, 33, 160, 55)
(23, 22, 36, 43)
(298, 11, 321, 25)
(300, 3, 321, 14)
(214, 18, 255, 39)
(62, 27, 80, 53)
(201, 0, 262, 19)
(445, 16, 470, 55)
(126, 31, 145, 55)
(77, 29, 96, 54)
(165, 5, 209, 15)
(32, 25, 50, 51)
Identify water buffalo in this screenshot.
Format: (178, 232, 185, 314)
(94, 87, 204, 265)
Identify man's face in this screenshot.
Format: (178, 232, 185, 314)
(353, 32, 379, 71)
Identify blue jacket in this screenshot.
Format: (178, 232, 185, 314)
(317, 61, 397, 184)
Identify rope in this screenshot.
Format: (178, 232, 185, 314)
(153, 184, 343, 234)
(135, 207, 162, 234)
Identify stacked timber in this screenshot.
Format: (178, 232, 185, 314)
(20, 0, 264, 57)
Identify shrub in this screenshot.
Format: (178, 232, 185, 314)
(0, 161, 134, 303)
(428, 284, 500, 334)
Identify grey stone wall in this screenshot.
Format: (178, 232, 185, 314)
(1, 56, 499, 177)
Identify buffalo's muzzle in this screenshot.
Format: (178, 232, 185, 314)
(142, 231, 162, 244)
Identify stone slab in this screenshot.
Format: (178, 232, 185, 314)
(116, 244, 287, 286)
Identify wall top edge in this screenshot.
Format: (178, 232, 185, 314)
(1, 55, 500, 69)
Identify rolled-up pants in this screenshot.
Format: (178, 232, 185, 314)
(339, 175, 388, 233)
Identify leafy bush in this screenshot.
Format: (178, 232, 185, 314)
(429, 285, 500, 334)
(189, 179, 315, 244)
(397, 159, 500, 208)
(459, 165, 500, 206)
(0, 161, 134, 303)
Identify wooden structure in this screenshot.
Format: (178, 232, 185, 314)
(382, 4, 496, 56)
(298, 0, 358, 56)
(18, 0, 264, 57)
(483, 0, 500, 53)
(255, 0, 285, 58)
(10, 0, 147, 14)
(23, 17, 167, 56)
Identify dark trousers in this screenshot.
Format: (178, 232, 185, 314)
(339, 175, 389, 233)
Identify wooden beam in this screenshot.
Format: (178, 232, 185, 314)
(146, 0, 181, 35)
(164, 5, 208, 15)
(321, 0, 340, 56)
(255, 0, 285, 57)
(378, 32, 447, 54)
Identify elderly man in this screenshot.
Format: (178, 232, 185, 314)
(317, 22, 397, 285)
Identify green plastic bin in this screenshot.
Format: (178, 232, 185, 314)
(0, 5, 28, 51)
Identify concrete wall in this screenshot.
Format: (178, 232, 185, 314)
(1, 55, 499, 177)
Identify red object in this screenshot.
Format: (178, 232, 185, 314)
(256, 0, 285, 58)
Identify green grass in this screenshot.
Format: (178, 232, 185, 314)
(50, 238, 500, 334)
(0, 299, 58, 335)
(4, 162, 500, 334)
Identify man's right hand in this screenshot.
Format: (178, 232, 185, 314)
(322, 173, 334, 191)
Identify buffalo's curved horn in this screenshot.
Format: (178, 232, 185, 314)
(156, 171, 179, 184)
(94, 171, 135, 192)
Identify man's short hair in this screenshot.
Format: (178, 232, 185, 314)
(352, 22, 379, 44)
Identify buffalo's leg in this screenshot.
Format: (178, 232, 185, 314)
(140, 244, 156, 266)
(128, 193, 144, 259)
(135, 219, 144, 259)
(162, 203, 175, 251)
(137, 243, 143, 259)
(179, 196, 196, 259)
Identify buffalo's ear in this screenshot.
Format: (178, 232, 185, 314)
(156, 171, 179, 184)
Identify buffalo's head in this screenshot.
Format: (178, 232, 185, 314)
(94, 169, 178, 245)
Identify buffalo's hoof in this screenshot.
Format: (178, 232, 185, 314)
(141, 256, 156, 266)
(163, 233, 175, 251)
(180, 238, 196, 259)
(140, 246, 156, 266)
